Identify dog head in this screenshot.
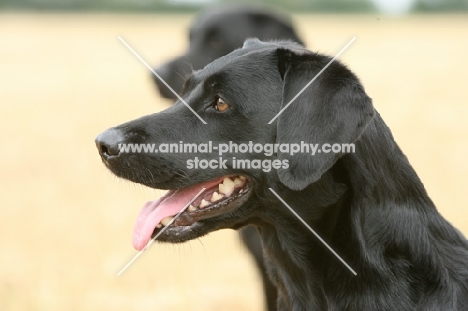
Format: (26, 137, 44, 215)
(96, 39, 374, 249)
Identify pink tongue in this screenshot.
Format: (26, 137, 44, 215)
(132, 177, 224, 250)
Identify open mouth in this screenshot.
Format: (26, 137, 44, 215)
(132, 175, 251, 250)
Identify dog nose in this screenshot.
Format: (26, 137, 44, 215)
(95, 128, 124, 159)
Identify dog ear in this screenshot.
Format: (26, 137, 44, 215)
(275, 47, 375, 191)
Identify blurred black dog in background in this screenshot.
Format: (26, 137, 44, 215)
(152, 6, 304, 310)
(153, 6, 304, 99)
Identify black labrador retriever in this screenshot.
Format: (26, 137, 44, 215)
(153, 6, 304, 309)
(153, 6, 304, 99)
(96, 39, 468, 310)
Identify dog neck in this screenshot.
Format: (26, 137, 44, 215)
(254, 172, 347, 309)
(254, 113, 450, 309)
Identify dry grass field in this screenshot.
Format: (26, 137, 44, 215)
(0, 12, 467, 311)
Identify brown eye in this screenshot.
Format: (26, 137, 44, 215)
(214, 97, 230, 112)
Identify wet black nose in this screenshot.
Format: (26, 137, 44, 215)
(95, 128, 124, 160)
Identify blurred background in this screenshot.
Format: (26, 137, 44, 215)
(0, 0, 467, 310)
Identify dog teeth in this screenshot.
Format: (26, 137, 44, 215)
(210, 191, 223, 202)
(233, 177, 244, 187)
(226, 176, 235, 185)
(156, 223, 162, 228)
(219, 177, 235, 196)
(218, 183, 228, 195)
(200, 199, 210, 208)
(160, 216, 174, 226)
(188, 204, 197, 212)
(239, 176, 246, 181)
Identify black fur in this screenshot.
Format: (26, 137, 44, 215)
(96, 39, 468, 310)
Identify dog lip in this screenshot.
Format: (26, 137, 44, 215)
(153, 221, 205, 239)
(98, 151, 122, 167)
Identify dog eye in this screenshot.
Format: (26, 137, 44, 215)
(214, 97, 230, 112)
